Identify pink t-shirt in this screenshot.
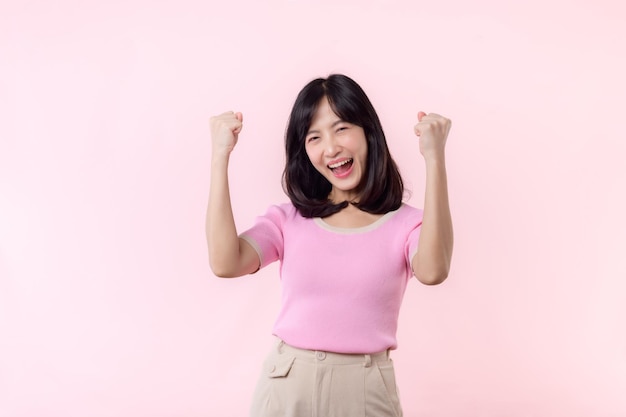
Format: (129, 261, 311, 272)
(240, 203, 423, 354)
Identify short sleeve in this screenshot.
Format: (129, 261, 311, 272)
(239, 205, 287, 269)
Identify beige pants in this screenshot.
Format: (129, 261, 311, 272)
(250, 339, 403, 417)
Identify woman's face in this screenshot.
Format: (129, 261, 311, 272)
(304, 97, 368, 203)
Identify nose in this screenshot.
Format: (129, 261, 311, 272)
(323, 135, 341, 157)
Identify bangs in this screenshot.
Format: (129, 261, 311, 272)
(324, 85, 369, 130)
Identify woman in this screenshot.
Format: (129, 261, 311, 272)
(207, 74, 453, 416)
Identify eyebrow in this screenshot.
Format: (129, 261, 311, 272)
(306, 120, 345, 136)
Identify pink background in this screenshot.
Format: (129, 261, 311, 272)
(1, 0, 625, 416)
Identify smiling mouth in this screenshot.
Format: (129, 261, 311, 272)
(327, 158, 353, 176)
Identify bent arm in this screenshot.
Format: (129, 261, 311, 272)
(206, 112, 260, 278)
(410, 111, 453, 285)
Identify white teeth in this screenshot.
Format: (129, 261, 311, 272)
(328, 159, 352, 169)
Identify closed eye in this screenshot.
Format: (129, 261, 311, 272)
(307, 136, 320, 142)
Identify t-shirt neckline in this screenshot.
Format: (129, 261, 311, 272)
(313, 205, 403, 234)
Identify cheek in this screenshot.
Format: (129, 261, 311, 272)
(353, 136, 368, 160)
(304, 146, 319, 166)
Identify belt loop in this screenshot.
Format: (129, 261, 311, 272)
(364, 354, 372, 367)
(277, 339, 285, 354)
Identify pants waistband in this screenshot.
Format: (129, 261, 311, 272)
(274, 338, 390, 367)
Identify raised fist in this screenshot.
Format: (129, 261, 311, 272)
(210, 111, 243, 156)
(414, 112, 451, 160)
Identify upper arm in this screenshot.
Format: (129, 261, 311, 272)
(405, 215, 422, 281)
(213, 203, 286, 278)
(210, 237, 260, 278)
(411, 245, 449, 286)
(410, 252, 419, 278)
(411, 251, 430, 284)
(238, 237, 261, 275)
(411, 252, 417, 275)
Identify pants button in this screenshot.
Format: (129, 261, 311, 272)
(316, 351, 326, 360)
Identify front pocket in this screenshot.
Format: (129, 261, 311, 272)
(267, 355, 296, 378)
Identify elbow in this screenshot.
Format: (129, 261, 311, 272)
(209, 259, 238, 279)
(413, 250, 452, 286)
(208, 244, 239, 277)
(211, 269, 237, 278)
(415, 269, 449, 286)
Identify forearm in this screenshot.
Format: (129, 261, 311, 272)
(206, 155, 245, 277)
(414, 156, 454, 285)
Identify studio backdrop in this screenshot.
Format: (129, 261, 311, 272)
(1, 0, 625, 416)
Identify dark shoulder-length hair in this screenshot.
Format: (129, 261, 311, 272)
(282, 74, 404, 218)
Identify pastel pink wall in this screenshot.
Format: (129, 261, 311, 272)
(1, 0, 625, 416)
